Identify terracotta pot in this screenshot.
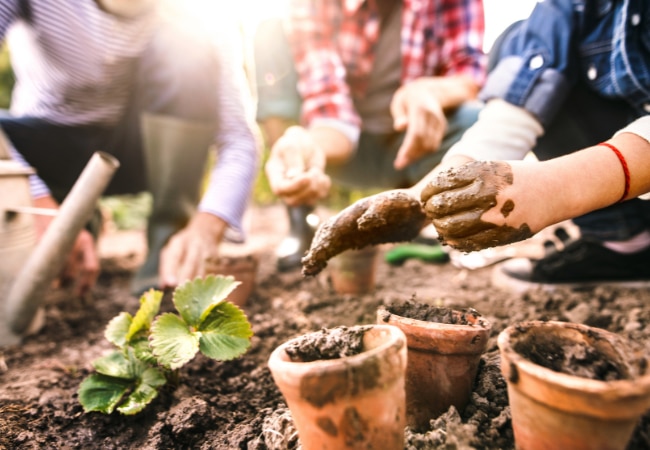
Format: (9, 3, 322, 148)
(328, 246, 378, 295)
(206, 254, 258, 308)
(377, 303, 491, 430)
(267, 324, 408, 449)
(498, 320, 650, 450)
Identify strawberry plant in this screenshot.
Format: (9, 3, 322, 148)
(77, 274, 253, 415)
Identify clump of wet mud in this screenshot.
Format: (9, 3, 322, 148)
(302, 191, 426, 276)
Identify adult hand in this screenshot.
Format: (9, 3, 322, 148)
(421, 160, 552, 252)
(33, 196, 100, 297)
(264, 126, 331, 206)
(159, 212, 227, 289)
(59, 229, 100, 297)
(391, 79, 448, 170)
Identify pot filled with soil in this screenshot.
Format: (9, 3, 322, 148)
(498, 320, 650, 450)
(377, 299, 491, 430)
(328, 246, 379, 295)
(267, 324, 407, 450)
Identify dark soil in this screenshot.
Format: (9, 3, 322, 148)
(383, 301, 484, 326)
(284, 326, 368, 362)
(509, 322, 633, 381)
(2, 203, 650, 450)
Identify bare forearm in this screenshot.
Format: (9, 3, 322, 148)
(415, 75, 480, 110)
(539, 132, 650, 225)
(308, 126, 354, 165)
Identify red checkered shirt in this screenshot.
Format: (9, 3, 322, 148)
(286, 0, 487, 133)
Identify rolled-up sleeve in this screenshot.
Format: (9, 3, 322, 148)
(479, 0, 577, 126)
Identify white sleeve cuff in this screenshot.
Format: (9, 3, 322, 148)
(614, 116, 650, 144)
(443, 98, 544, 162)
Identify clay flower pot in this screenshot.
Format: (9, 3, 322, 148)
(377, 301, 491, 430)
(498, 320, 650, 450)
(267, 324, 407, 450)
(328, 246, 378, 295)
(205, 254, 258, 307)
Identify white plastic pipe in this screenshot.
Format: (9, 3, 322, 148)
(5, 151, 120, 335)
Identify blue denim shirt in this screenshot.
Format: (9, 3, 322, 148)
(481, 0, 650, 127)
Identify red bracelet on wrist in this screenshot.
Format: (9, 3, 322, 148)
(599, 142, 630, 203)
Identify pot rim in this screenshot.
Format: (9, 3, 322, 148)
(377, 305, 491, 330)
(268, 324, 406, 377)
(377, 305, 491, 353)
(498, 320, 650, 419)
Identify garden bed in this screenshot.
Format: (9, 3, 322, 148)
(1, 203, 649, 449)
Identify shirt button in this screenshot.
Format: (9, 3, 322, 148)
(631, 13, 641, 26)
(644, 103, 650, 113)
(529, 55, 544, 70)
(587, 65, 598, 80)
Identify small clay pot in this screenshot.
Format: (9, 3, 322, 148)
(498, 320, 650, 450)
(377, 302, 491, 430)
(267, 324, 408, 450)
(206, 254, 258, 308)
(328, 246, 378, 295)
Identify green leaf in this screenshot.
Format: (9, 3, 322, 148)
(131, 337, 158, 365)
(198, 302, 253, 361)
(116, 367, 167, 415)
(104, 312, 132, 348)
(78, 374, 132, 414)
(173, 275, 241, 327)
(127, 289, 163, 341)
(150, 313, 200, 370)
(92, 350, 145, 380)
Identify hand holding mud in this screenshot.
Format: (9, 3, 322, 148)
(421, 160, 534, 252)
(301, 190, 427, 276)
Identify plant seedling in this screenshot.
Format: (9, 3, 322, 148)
(78, 274, 254, 415)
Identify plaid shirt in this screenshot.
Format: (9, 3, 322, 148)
(285, 0, 486, 133)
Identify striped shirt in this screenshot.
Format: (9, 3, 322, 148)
(0, 0, 259, 239)
(285, 0, 486, 143)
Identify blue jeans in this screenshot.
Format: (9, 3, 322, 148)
(254, 17, 481, 192)
(0, 17, 219, 203)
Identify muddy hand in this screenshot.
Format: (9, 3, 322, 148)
(421, 161, 533, 253)
(301, 190, 426, 276)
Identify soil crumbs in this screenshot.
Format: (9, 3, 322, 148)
(1, 203, 650, 450)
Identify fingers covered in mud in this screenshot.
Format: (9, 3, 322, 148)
(422, 160, 532, 252)
(431, 208, 498, 240)
(301, 191, 426, 277)
(439, 223, 534, 253)
(422, 176, 497, 217)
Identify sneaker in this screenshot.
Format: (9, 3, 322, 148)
(492, 237, 650, 292)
